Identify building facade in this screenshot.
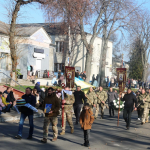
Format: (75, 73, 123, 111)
(0, 22, 113, 81)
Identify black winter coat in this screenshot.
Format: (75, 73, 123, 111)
(20, 94, 36, 115)
(73, 91, 86, 105)
(121, 92, 137, 108)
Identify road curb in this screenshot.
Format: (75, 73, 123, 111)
(0, 111, 45, 123)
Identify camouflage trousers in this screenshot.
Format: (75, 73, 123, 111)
(43, 117, 58, 139)
(62, 110, 74, 132)
(89, 105, 93, 112)
(146, 108, 149, 121)
(95, 103, 105, 118)
(141, 107, 148, 123)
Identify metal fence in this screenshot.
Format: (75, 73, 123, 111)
(35, 70, 54, 79)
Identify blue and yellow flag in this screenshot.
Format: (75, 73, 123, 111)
(75, 77, 95, 94)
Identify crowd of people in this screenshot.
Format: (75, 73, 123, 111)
(75, 70, 86, 81)
(126, 79, 150, 89)
(0, 84, 150, 148)
(105, 76, 150, 89)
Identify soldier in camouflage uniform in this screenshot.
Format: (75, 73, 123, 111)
(136, 91, 143, 120)
(95, 86, 108, 119)
(145, 89, 150, 122)
(138, 89, 150, 125)
(85, 87, 97, 112)
(60, 87, 75, 135)
(41, 87, 60, 143)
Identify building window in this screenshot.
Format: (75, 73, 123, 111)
(54, 63, 65, 72)
(56, 41, 64, 52)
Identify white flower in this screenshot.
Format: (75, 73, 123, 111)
(120, 106, 122, 108)
(117, 101, 119, 104)
(116, 106, 119, 108)
(114, 103, 116, 106)
(113, 100, 116, 103)
(122, 104, 124, 107)
(118, 98, 119, 100)
(123, 101, 125, 103)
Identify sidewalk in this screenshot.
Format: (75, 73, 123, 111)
(0, 109, 44, 123)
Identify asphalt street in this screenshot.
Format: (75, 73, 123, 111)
(0, 109, 150, 150)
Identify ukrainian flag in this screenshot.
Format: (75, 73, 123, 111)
(75, 77, 95, 94)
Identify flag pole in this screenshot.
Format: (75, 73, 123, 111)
(117, 54, 124, 126)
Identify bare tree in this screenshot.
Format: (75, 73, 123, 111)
(8, 0, 45, 77)
(97, 0, 142, 86)
(43, 0, 141, 84)
(128, 11, 150, 82)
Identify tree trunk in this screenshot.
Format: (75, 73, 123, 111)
(85, 50, 92, 82)
(9, 1, 21, 75)
(100, 40, 108, 87)
(142, 66, 148, 82)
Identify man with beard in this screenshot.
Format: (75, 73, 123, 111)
(41, 87, 60, 143)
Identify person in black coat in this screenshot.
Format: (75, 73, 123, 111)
(58, 70, 61, 79)
(34, 83, 42, 93)
(15, 87, 36, 139)
(73, 86, 86, 124)
(3, 87, 11, 103)
(75, 70, 79, 78)
(120, 88, 137, 130)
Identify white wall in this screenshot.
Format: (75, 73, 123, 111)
(50, 34, 113, 81)
(87, 35, 113, 80)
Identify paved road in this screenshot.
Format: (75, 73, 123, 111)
(0, 110, 150, 150)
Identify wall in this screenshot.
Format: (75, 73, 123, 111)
(51, 35, 68, 64)
(86, 35, 113, 80)
(71, 35, 86, 72)
(51, 33, 113, 81)
(0, 69, 11, 83)
(17, 44, 50, 79)
(105, 41, 113, 78)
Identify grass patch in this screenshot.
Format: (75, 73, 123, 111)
(6, 85, 62, 93)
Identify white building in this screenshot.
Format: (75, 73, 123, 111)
(0, 22, 113, 81)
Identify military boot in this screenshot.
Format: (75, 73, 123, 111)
(41, 138, 47, 143)
(71, 128, 74, 134)
(52, 138, 57, 142)
(141, 122, 145, 125)
(60, 131, 65, 135)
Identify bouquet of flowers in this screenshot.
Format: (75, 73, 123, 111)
(113, 98, 125, 111)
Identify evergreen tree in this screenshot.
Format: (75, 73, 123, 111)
(129, 38, 144, 80)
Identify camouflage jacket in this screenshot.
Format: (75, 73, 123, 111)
(63, 94, 75, 111)
(85, 91, 97, 105)
(138, 93, 150, 109)
(96, 90, 108, 104)
(148, 94, 150, 108)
